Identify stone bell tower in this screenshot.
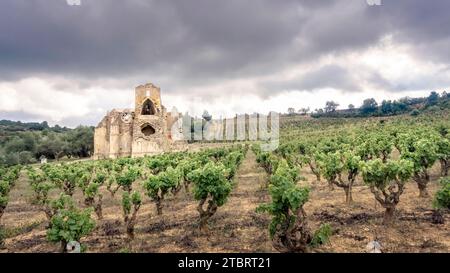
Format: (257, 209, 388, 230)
(131, 83, 170, 157)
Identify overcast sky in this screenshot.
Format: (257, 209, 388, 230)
(1, 0, 450, 127)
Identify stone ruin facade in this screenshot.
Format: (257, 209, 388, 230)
(93, 83, 182, 159)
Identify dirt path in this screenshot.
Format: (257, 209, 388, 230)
(227, 150, 269, 213)
(210, 150, 273, 252)
(130, 150, 275, 253)
(1, 151, 274, 253)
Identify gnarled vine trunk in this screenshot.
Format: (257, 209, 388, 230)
(84, 195, 103, 220)
(154, 191, 167, 216)
(414, 171, 430, 198)
(344, 186, 353, 204)
(0, 208, 5, 246)
(332, 172, 356, 204)
(63, 182, 75, 196)
(155, 197, 163, 215)
(125, 203, 141, 241)
(308, 162, 321, 182)
(432, 209, 445, 224)
(440, 159, 449, 177)
(381, 152, 389, 163)
(272, 208, 312, 253)
(43, 205, 56, 227)
(369, 182, 404, 225)
(0, 206, 5, 220)
(171, 184, 182, 195)
(417, 182, 429, 198)
(184, 181, 190, 193)
(383, 206, 395, 225)
(60, 240, 68, 253)
(327, 181, 334, 191)
(197, 197, 218, 231)
(107, 184, 120, 197)
(0, 224, 5, 247)
(94, 195, 103, 220)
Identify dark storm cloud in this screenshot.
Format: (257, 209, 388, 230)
(367, 65, 450, 93)
(378, 0, 450, 64)
(261, 65, 361, 97)
(299, 65, 360, 91)
(0, 0, 304, 83)
(0, 0, 450, 92)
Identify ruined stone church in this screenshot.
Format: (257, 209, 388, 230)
(93, 83, 181, 159)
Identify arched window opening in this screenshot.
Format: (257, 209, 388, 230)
(141, 124, 156, 136)
(142, 99, 156, 115)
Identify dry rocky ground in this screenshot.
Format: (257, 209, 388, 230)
(1, 152, 449, 253)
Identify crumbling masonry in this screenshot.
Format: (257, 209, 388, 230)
(93, 83, 180, 159)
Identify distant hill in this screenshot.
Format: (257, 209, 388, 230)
(0, 120, 70, 132)
(282, 91, 450, 119)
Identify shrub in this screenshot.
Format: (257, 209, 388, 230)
(144, 166, 181, 215)
(310, 224, 333, 247)
(434, 177, 450, 210)
(318, 151, 360, 204)
(188, 162, 232, 231)
(78, 170, 106, 220)
(27, 167, 56, 223)
(410, 109, 420, 116)
(360, 159, 413, 224)
(122, 191, 142, 240)
(46, 194, 95, 252)
(400, 136, 439, 197)
(432, 177, 450, 224)
(257, 160, 330, 252)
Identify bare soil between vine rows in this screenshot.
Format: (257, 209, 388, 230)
(1, 152, 449, 253)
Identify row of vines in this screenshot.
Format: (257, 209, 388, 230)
(254, 117, 450, 252)
(1, 114, 449, 253)
(1, 145, 247, 252)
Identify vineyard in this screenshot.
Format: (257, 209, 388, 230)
(0, 112, 449, 253)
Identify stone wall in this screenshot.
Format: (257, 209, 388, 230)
(93, 109, 133, 159)
(93, 83, 185, 159)
(131, 83, 171, 157)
